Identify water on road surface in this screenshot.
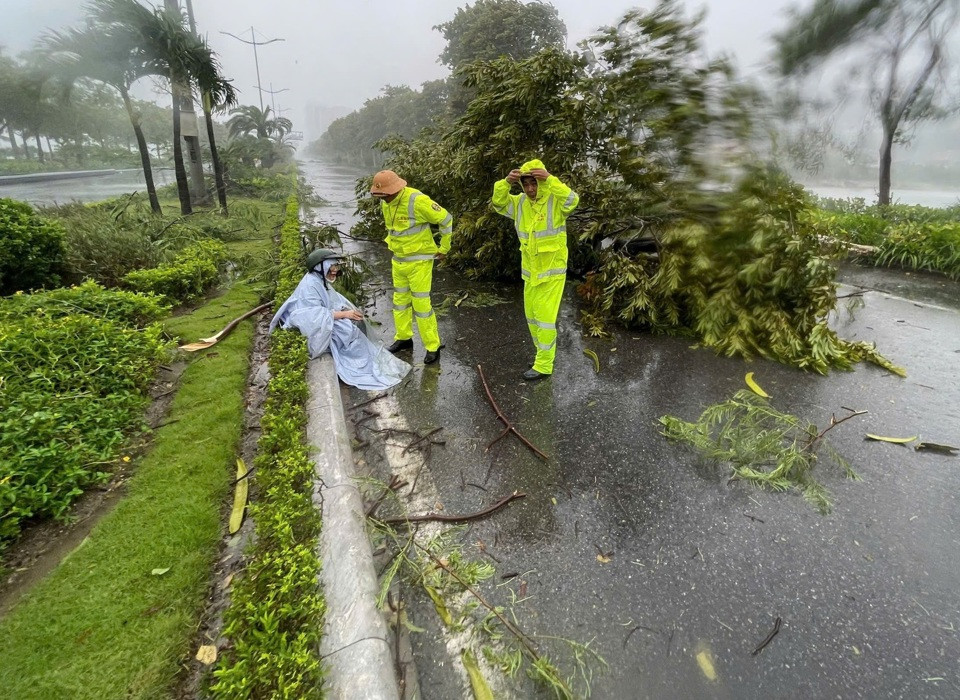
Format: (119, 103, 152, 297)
(303, 159, 960, 700)
(0, 168, 174, 207)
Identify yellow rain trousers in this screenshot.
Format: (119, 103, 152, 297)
(381, 186, 453, 352)
(491, 159, 580, 374)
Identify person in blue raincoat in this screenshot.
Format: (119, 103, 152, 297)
(269, 248, 410, 390)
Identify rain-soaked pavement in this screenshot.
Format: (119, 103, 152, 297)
(0, 168, 174, 207)
(308, 159, 960, 699)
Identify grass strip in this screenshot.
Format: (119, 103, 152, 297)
(0, 280, 261, 699)
(211, 194, 327, 698)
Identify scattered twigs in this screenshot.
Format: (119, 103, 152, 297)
(377, 492, 526, 526)
(348, 392, 388, 412)
(403, 427, 444, 454)
(366, 475, 409, 519)
(477, 364, 549, 460)
(836, 291, 867, 299)
(751, 617, 782, 656)
(623, 625, 659, 649)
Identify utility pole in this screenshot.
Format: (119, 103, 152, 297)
(220, 27, 284, 113)
(259, 83, 289, 116)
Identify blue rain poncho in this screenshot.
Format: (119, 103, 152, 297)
(269, 261, 410, 390)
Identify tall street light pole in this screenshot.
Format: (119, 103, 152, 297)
(260, 83, 289, 116)
(220, 27, 284, 112)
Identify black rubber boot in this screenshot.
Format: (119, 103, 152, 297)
(387, 338, 414, 353)
(424, 348, 441, 364)
(522, 368, 549, 381)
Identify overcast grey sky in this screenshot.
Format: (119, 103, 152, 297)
(2, 0, 797, 136)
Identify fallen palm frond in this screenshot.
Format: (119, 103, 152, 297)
(660, 390, 866, 513)
(179, 302, 272, 351)
(583, 349, 600, 373)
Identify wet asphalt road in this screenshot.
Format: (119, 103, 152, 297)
(302, 160, 960, 699)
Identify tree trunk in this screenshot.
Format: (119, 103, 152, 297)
(171, 89, 193, 215)
(7, 129, 20, 159)
(21, 133, 31, 160)
(45, 137, 53, 159)
(878, 123, 894, 206)
(122, 88, 162, 215)
(34, 133, 45, 163)
(202, 91, 228, 215)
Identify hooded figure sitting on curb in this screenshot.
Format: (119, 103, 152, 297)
(269, 248, 410, 390)
(492, 158, 579, 380)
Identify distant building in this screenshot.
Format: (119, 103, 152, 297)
(304, 103, 351, 141)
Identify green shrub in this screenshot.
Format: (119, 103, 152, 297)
(212, 193, 326, 698)
(0, 280, 169, 326)
(0, 198, 66, 295)
(811, 204, 960, 279)
(49, 202, 162, 286)
(122, 240, 228, 303)
(875, 220, 960, 279)
(0, 294, 169, 542)
(806, 209, 888, 247)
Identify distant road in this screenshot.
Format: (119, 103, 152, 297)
(0, 169, 119, 185)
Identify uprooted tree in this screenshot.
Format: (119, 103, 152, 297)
(351, 0, 902, 376)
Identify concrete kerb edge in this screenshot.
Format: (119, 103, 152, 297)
(306, 354, 400, 700)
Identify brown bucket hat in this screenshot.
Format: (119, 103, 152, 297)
(370, 170, 407, 196)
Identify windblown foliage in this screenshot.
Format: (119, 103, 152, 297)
(661, 390, 861, 514)
(350, 1, 895, 374)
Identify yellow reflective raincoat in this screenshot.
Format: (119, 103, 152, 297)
(380, 187, 453, 351)
(491, 159, 579, 374)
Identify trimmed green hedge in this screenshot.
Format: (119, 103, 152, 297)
(0, 284, 170, 543)
(809, 207, 960, 279)
(0, 198, 66, 295)
(212, 194, 327, 698)
(122, 240, 228, 303)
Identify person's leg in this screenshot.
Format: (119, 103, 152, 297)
(529, 276, 564, 375)
(391, 260, 413, 342)
(409, 259, 441, 352)
(523, 280, 539, 364)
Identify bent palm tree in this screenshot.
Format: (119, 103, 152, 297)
(42, 25, 165, 213)
(89, 0, 236, 215)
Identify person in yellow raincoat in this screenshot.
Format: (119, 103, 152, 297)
(370, 170, 453, 364)
(492, 159, 579, 380)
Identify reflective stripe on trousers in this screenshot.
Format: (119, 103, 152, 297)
(523, 274, 564, 374)
(391, 258, 441, 351)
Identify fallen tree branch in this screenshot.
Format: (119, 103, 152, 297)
(413, 540, 551, 677)
(377, 491, 526, 526)
(477, 365, 549, 460)
(179, 302, 272, 352)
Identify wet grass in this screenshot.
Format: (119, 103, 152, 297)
(0, 280, 264, 698)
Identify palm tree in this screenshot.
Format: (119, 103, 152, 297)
(227, 105, 292, 141)
(89, 0, 235, 215)
(192, 54, 236, 214)
(43, 23, 165, 213)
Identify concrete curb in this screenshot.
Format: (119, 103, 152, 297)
(307, 354, 400, 700)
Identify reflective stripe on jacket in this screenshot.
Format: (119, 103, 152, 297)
(491, 174, 579, 286)
(380, 187, 453, 258)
